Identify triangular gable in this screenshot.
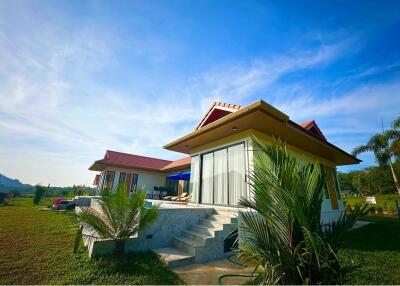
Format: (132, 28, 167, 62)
(195, 101, 242, 130)
(301, 120, 327, 141)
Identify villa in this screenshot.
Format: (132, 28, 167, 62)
(90, 151, 191, 199)
(87, 99, 360, 267)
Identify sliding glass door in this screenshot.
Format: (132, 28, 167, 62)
(228, 144, 246, 205)
(213, 149, 228, 205)
(199, 143, 245, 206)
(201, 153, 214, 204)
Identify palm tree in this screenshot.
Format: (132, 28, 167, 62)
(237, 138, 366, 284)
(76, 184, 159, 257)
(352, 132, 400, 195)
(386, 116, 400, 159)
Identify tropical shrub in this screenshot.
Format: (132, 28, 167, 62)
(76, 184, 159, 257)
(11, 189, 21, 198)
(237, 139, 367, 285)
(0, 192, 11, 205)
(33, 185, 47, 205)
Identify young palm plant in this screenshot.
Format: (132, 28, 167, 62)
(76, 184, 159, 258)
(237, 138, 367, 285)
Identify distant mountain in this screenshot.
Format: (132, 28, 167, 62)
(0, 174, 34, 193)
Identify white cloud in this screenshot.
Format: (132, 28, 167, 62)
(0, 3, 395, 185)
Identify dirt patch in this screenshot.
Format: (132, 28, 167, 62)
(175, 257, 255, 285)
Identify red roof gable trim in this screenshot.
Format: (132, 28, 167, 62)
(300, 120, 327, 141)
(195, 101, 242, 130)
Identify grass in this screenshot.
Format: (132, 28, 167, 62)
(2, 197, 400, 285)
(0, 198, 184, 285)
(339, 216, 400, 285)
(343, 194, 400, 213)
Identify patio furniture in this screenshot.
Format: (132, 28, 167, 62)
(177, 193, 191, 202)
(171, 192, 188, 201)
(152, 191, 160, 200)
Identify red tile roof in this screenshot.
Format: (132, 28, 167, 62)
(89, 150, 191, 172)
(89, 150, 172, 172)
(161, 157, 191, 171)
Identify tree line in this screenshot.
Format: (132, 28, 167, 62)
(340, 116, 400, 196)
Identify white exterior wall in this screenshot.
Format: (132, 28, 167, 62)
(189, 135, 344, 224)
(104, 166, 166, 194)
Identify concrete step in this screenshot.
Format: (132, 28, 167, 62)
(172, 236, 202, 255)
(191, 224, 222, 236)
(153, 247, 195, 268)
(182, 229, 213, 244)
(200, 218, 225, 228)
(208, 214, 238, 224)
(213, 209, 238, 217)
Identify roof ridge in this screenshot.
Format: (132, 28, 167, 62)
(106, 150, 172, 163)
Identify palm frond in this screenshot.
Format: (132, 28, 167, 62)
(238, 137, 365, 284)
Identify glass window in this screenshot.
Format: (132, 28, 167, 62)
(320, 166, 330, 199)
(201, 153, 214, 204)
(228, 144, 245, 205)
(198, 143, 246, 206)
(189, 156, 200, 202)
(130, 174, 138, 193)
(105, 171, 115, 189)
(118, 172, 126, 186)
(213, 149, 228, 205)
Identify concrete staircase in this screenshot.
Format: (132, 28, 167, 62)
(154, 209, 238, 268)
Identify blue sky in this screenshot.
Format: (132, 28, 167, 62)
(1, 0, 400, 186)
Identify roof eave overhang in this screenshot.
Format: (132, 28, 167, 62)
(164, 100, 288, 149)
(161, 164, 191, 173)
(163, 100, 360, 166)
(88, 161, 167, 173)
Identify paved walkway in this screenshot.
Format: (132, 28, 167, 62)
(352, 220, 372, 229)
(175, 257, 255, 285)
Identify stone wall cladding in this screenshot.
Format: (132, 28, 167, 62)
(87, 207, 214, 257)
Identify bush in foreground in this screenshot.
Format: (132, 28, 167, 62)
(76, 185, 159, 258)
(237, 139, 368, 285)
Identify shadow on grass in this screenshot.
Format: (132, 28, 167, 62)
(341, 217, 400, 252)
(75, 250, 185, 285)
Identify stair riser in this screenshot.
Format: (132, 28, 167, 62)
(172, 238, 197, 256)
(182, 231, 207, 244)
(168, 256, 195, 268)
(213, 209, 238, 217)
(200, 219, 225, 228)
(191, 225, 219, 236)
(208, 216, 238, 224)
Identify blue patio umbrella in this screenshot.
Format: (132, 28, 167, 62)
(167, 170, 191, 180)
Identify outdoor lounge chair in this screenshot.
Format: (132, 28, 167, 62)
(177, 193, 191, 202)
(171, 192, 188, 201)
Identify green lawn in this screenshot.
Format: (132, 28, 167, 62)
(339, 216, 400, 284)
(0, 198, 184, 285)
(1, 198, 399, 285)
(343, 194, 400, 213)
